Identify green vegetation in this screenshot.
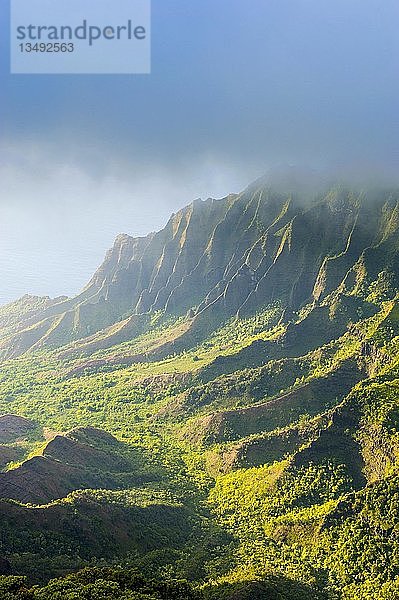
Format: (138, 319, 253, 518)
(0, 568, 200, 599)
(2, 186, 399, 598)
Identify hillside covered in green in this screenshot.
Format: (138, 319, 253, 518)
(2, 181, 399, 598)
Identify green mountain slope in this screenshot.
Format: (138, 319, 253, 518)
(2, 181, 399, 598)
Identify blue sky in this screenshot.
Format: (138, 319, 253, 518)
(0, 0, 399, 303)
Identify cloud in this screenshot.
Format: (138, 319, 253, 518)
(0, 139, 263, 304)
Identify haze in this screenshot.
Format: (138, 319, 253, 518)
(0, 0, 398, 304)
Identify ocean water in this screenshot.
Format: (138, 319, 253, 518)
(0, 242, 99, 306)
(0, 216, 116, 306)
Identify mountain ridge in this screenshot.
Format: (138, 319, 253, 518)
(3, 178, 399, 597)
(1, 181, 399, 362)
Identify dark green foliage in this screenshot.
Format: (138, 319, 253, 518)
(204, 577, 326, 600)
(0, 568, 200, 599)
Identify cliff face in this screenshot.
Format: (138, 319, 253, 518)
(1, 181, 399, 359)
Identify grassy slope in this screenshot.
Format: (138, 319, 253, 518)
(3, 294, 399, 598)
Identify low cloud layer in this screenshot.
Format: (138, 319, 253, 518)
(0, 140, 264, 304)
(1, 0, 398, 304)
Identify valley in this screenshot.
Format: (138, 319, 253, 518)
(1, 181, 399, 598)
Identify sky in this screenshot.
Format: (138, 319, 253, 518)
(0, 0, 399, 304)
